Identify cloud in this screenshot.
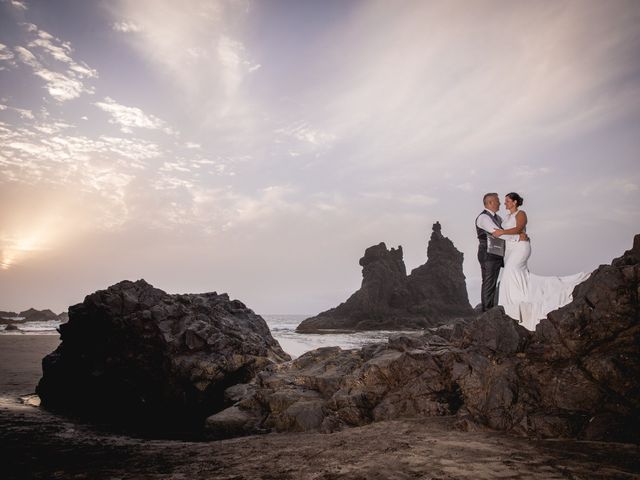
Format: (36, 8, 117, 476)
(34, 69, 89, 101)
(0, 103, 230, 235)
(112, 21, 142, 33)
(9, 0, 27, 10)
(294, 0, 640, 173)
(513, 166, 552, 179)
(0, 43, 15, 62)
(109, 0, 259, 118)
(622, 183, 639, 194)
(0, 117, 159, 182)
(28, 30, 74, 63)
(282, 123, 336, 146)
(217, 35, 260, 101)
(0, 104, 34, 119)
(14, 45, 38, 67)
(94, 97, 174, 134)
(13, 24, 97, 101)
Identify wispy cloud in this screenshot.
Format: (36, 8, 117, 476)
(300, 0, 640, 171)
(9, 0, 27, 10)
(513, 166, 552, 179)
(0, 104, 34, 119)
(94, 97, 175, 134)
(110, 0, 259, 119)
(13, 24, 97, 101)
(217, 35, 260, 101)
(112, 21, 141, 33)
(276, 122, 337, 147)
(0, 43, 15, 63)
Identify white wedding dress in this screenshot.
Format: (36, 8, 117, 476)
(497, 210, 590, 331)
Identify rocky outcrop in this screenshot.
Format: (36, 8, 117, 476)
(19, 308, 58, 322)
(0, 317, 24, 326)
(36, 280, 290, 433)
(0, 310, 19, 321)
(407, 222, 474, 318)
(209, 235, 640, 442)
(1, 308, 63, 324)
(297, 222, 473, 332)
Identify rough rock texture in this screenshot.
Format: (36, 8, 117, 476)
(210, 235, 640, 442)
(408, 222, 474, 318)
(36, 280, 290, 432)
(297, 222, 473, 332)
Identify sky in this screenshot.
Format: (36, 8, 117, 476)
(1, 0, 639, 315)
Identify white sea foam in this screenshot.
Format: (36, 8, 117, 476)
(0, 314, 410, 356)
(264, 314, 415, 358)
(0, 319, 61, 334)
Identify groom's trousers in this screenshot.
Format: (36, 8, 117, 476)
(478, 250, 503, 312)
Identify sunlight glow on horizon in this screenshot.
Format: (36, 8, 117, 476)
(1, 229, 51, 270)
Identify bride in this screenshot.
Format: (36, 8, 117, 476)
(492, 192, 590, 331)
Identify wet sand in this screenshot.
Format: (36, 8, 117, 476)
(1, 335, 639, 479)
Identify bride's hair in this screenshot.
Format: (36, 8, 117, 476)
(506, 192, 524, 207)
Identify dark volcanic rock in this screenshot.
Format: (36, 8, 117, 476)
(297, 222, 473, 332)
(0, 311, 19, 322)
(0, 317, 24, 325)
(210, 235, 640, 443)
(36, 280, 290, 433)
(19, 308, 58, 322)
(407, 222, 474, 318)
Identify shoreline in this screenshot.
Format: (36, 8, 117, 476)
(2, 337, 639, 479)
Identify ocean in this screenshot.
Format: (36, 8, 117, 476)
(0, 314, 410, 358)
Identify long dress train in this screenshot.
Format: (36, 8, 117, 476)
(497, 211, 590, 331)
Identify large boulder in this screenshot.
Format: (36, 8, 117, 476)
(210, 235, 640, 443)
(297, 222, 474, 332)
(36, 280, 290, 433)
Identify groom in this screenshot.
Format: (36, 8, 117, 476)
(476, 193, 504, 311)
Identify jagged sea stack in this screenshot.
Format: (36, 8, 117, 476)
(296, 222, 474, 332)
(407, 221, 473, 318)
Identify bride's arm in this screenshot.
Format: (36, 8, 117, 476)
(493, 211, 527, 236)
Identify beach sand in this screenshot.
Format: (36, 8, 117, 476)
(1, 335, 639, 480)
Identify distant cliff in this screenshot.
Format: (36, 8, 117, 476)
(296, 222, 474, 332)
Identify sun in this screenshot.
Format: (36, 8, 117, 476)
(1, 226, 53, 271)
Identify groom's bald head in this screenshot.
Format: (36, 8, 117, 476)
(483, 192, 499, 212)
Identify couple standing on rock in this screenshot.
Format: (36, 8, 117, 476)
(476, 192, 590, 331)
